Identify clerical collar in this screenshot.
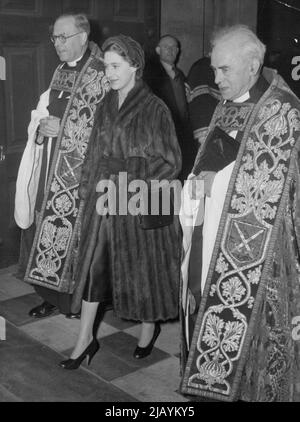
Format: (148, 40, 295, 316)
(67, 53, 84, 68)
(66, 46, 90, 67)
(233, 92, 250, 103)
(223, 92, 249, 106)
(225, 75, 270, 105)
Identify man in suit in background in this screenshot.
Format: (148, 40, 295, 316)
(144, 35, 197, 182)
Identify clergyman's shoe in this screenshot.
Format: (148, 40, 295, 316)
(65, 312, 81, 320)
(29, 301, 58, 318)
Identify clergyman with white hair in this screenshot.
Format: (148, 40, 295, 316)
(180, 24, 300, 402)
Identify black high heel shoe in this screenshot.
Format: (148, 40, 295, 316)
(59, 338, 100, 370)
(133, 323, 161, 359)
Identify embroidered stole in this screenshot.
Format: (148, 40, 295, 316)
(181, 79, 300, 401)
(25, 45, 109, 293)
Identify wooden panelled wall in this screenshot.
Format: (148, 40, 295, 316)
(0, 0, 160, 233)
(0, 0, 160, 157)
(0, 0, 258, 159)
(161, 0, 258, 74)
(0, 0, 258, 233)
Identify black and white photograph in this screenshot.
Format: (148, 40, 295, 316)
(0, 0, 300, 405)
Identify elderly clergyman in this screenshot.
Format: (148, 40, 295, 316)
(15, 13, 109, 319)
(180, 25, 300, 402)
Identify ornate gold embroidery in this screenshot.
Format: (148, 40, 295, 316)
(184, 97, 300, 400)
(215, 103, 254, 132)
(28, 63, 109, 289)
(52, 69, 77, 92)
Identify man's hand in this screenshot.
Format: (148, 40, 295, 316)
(188, 171, 217, 199)
(39, 116, 61, 137)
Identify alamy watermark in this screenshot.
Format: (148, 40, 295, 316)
(0, 317, 6, 341)
(0, 56, 6, 81)
(292, 56, 300, 81)
(94, 172, 204, 226)
(292, 316, 300, 341)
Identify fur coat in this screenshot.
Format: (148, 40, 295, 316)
(72, 81, 182, 321)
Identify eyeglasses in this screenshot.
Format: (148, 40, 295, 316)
(160, 45, 178, 51)
(50, 31, 83, 44)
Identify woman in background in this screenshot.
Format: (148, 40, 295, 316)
(60, 34, 182, 369)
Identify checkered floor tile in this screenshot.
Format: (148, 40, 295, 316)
(0, 266, 186, 402)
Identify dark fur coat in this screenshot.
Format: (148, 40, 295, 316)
(72, 81, 182, 321)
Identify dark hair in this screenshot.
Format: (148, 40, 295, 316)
(102, 35, 145, 80)
(103, 42, 130, 63)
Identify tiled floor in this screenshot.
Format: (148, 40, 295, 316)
(0, 265, 187, 402)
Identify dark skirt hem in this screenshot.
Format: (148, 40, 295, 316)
(113, 309, 179, 323)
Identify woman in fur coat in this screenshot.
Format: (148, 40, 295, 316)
(60, 34, 182, 369)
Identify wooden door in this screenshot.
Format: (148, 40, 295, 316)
(203, 0, 258, 56)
